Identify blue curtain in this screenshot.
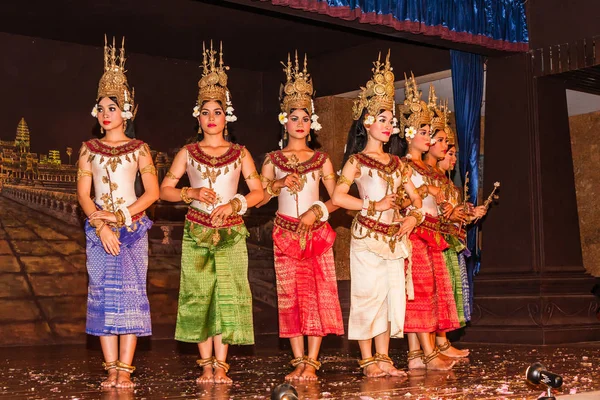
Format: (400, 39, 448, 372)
(269, 0, 528, 51)
(450, 50, 484, 310)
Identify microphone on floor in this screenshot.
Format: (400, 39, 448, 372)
(271, 382, 299, 400)
(526, 362, 563, 400)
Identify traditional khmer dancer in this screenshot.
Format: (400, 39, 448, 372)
(159, 42, 263, 384)
(331, 51, 424, 378)
(257, 52, 344, 381)
(77, 36, 159, 388)
(397, 76, 459, 371)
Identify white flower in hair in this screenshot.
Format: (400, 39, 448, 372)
(311, 121, 322, 131)
(278, 139, 283, 149)
(91, 105, 98, 117)
(392, 127, 400, 135)
(192, 105, 200, 118)
(405, 126, 417, 139)
(364, 115, 375, 125)
(392, 117, 398, 126)
(430, 138, 437, 145)
(278, 112, 288, 125)
(121, 110, 133, 119)
(311, 114, 319, 122)
(226, 115, 238, 122)
(124, 103, 131, 112)
(226, 106, 234, 114)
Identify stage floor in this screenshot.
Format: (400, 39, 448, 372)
(1, 337, 598, 399)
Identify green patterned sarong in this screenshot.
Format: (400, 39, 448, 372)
(175, 219, 254, 345)
(442, 235, 466, 327)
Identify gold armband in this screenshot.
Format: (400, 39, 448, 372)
(245, 171, 260, 181)
(77, 168, 93, 181)
(322, 173, 337, 181)
(140, 164, 157, 176)
(180, 187, 193, 204)
(336, 175, 353, 187)
(407, 210, 424, 225)
(166, 171, 179, 180)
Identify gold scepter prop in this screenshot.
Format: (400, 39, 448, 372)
(458, 172, 470, 231)
(473, 181, 500, 223)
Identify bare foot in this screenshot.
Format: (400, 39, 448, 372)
(425, 355, 455, 371)
(116, 371, 135, 388)
(439, 345, 469, 358)
(286, 363, 305, 380)
(408, 356, 426, 370)
(101, 369, 118, 388)
(362, 363, 386, 378)
(213, 368, 232, 384)
(299, 364, 318, 381)
(196, 365, 214, 384)
(377, 361, 407, 377)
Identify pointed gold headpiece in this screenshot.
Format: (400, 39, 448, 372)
(97, 35, 134, 113)
(197, 41, 230, 106)
(428, 84, 446, 135)
(397, 72, 433, 136)
(352, 50, 396, 120)
(442, 100, 456, 145)
(280, 51, 314, 114)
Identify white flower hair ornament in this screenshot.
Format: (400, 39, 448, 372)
(278, 112, 288, 125)
(405, 126, 417, 139)
(192, 105, 200, 118)
(278, 139, 283, 149)
(91, 104, 98, 118)
(310, 100, 322, 131)
(120, 90, 134, 120)
(364, 115, 375, 125)
(225, 91, 237, 122)
(392, 117, 400, 135)
(430, 137, 437, 145)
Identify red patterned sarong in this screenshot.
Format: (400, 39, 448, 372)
(404, 215, 460, 333)
(273, 213, 344, 338)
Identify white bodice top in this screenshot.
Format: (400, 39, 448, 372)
(265, 150, 330, 218)
(82, 139, 150, 212)
(406, 160, 439, 217)
(184, 142, 244, 213)
(351, 153, 410, 225)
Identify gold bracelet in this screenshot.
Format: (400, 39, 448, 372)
(115, 209, 125, 228)
(367, 200, 377, 217)
(408, 210, 424, 225)
(309, 204, 323, 221)
(95, 221, 106, 237)
(266, 180, 281, 197)
(229, 197, 242, 214)
(180, 187, 193, 204)
(337, 175, 353, 187)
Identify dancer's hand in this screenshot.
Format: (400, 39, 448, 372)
(440, 202, 454, 219)
(190, 187, 217, 204)
(89, 210, 117, 223)
(375, 194, 399, 212)
(396, 215, 417, 238)
(99, 226, 121, 256)
(297, 210, 317, 235)
(449, 207, 468, 223)
(471, 205, 487, 219)
(275, 173, 302, 192)
(210, 203, 233, 226)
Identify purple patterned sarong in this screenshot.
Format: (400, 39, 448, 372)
(85, 215, 153, 336)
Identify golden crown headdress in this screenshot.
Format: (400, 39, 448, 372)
(280, 51, 314, 114)
(278, 51, 321, 134)
(441, 100, 456, 146)
(193, 41, 236, 122)
(397, 72, 433, 137)
(428, 84, 446, 135)
(352, 50, 396, 120)
(94, 36, 135, 118)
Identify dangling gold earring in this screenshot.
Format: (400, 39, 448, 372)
(224, 124, 229, 138)
(307, 134, 311, 142)
(100, 127, 104, 134)
(198, 126, 202, 134)
(283, 129, 288, 140)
